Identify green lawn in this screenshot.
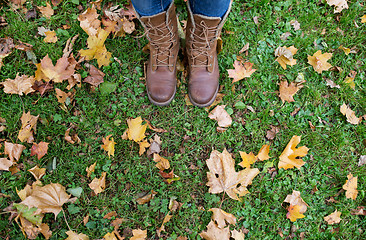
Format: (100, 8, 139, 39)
(0, 0, 365, 239)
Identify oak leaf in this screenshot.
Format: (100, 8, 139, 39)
(278, 135, 308, 170)
(153, 153, 170, 170)
(275, 46, 297, 69)
(279, 81, 302, 103)
(227, 60, 256, 83)
(18, 112, 39, 143)
(4, 141, 26, 162)
(44, 31, 57, 43)
(28, 166, 46, 181)
(102, 135, 115, 157)
(206, 149, 260, 200)
(83, 65, 105, 87)
(0, 158, 13, 171)
(78, 6, 101, 36)
(35, 55, 75, 83)
(131, 229, 147, 240)
(200, 220, 230, 240)
(38, 2, 54, 18)
(89, 172, 106, 195)
(307, 50, 332, 74)
(209, 208, 236, 229)
(238, 151, 256, 168)
(126, 117, 147, 142)
(1, 74, 35, 95)
(342, 173, 358, 200)
(30, 142, 49, 160)
(208, 105, 232, 128)
(65, 230, 89, 240)
(287, 205, 305, 222)
(340, 103, 361, 125)
(324, 210, 341, 224)
(86, 162, 96, 178)
(326, 0, 348, 13)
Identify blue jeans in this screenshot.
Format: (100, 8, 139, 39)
(131, 0, 231, 18)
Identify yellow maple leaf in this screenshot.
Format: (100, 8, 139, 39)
(361, 15, 366, 23)
(287, 205, 305, 222)
(126, 117, 147, 142)
(275, 46, 298, 69)
(238, 151, 256, 168)
(138, 140, 150, 156)
(307, 50, 332, 74)
(44, 31, 58, 43)
(227, 60, 256, 83)
(342, 173, 358, 200)
(65, 230, 89, 240)
(101, 135, 115, 157)
(79, 28, 111, 67)
(338, 45, 350, 55)
(324, 210, 341, 224)
(153, 153, 170, 170)
(89, 172, 106, 195)
(340, 103, 361, 125)
(278, 135, 309, 170)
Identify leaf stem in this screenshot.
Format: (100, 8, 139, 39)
(62, 208, 71, 231)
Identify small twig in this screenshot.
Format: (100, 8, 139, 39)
(219, 191, 225, 209)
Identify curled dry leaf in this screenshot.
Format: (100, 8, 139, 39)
(0, 37, 14, 69)
(30, 142, 49, 160)
(126, 117, 147, 142)
(227, 60, 256, 83)
(153, 153, 170, 170)
(78, 6, 101, 36)
(147, 135, 161, 156)
(351, 206, 366, 216)
(18, 110, 38, 141)
(38, 2, 54, 19)
(136, 190, 157, 205)
(340, 103, 361, 125)
(35, 54, 75, 83)
(284, 190, 308, 222)
(342, 173, 358, 200)
(64, 127, 81, 144)
(28, 166, 46, 181)
(4, 141, 25, 162)
(83, 65, 105, 87)
(89, 172, 107, 195)
(138, 140, 150, 156)
(86, 162, 96, 178)
(324, 210, 341, 224)
(0, 158, 13, 171)
(326, 0, 348, 13)
(275, 46, 298, 69)
(358, 155, 366, 167)
(157, 213, 172, 237)
(256, 144, 270, 161)
(278, 135, 308, 170)
(102, 135, 116, 157)
(338, 45, 350, 55)
(65, 230, 89, 240)
(44, 31, 57, 43)
(307, 50, 332, 74)
(1, 74, 35, 95)
(67, 73, 81, 90)
(131, 229, 147, 240)
(206, 149, 260, 201)
(208, 105, 232, 128)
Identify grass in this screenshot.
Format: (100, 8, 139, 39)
(0, 0, 365, 239)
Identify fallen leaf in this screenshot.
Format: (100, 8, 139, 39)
(30, 142, 49, 160)
(130, 229, 147, 240)
(0, 158, 13, 171)
(86, 162, 96, 178)
(55, 88, 71, 105)
(65, 230, 89, 240)
(200, 220, 230, 240)
(338, 45, 350, 55)
(103, 231, 118, 240)
(89, 172, 107, 195)
(227, 60, 256, 83)
(136, 190, 157, 205)
(266, 125, 279, 140)
(358, 155, 366, 166)
(4, 141, 26, 162)
(84, 65, 105, 87)
(38, 2, 54, 18)
(231, 229, 245, 240)
(208, 105, 232, 128)
(278, 135, 309, 170)
(351, 206, 366, 216)
(238, 151, 256, 168)
(279, 81, 301, 103)
(78, 6, 101, 36)
(103, 211, 117, 219)
(361, 15, 366, 23)
(206, 149, 260, 201)
(157, 213, 172, 237)
(280, 32, 292, 41)
(284, 190, 308, 213)
(1, 74, 35, 95)
(342, 173, 358, 200)
(64, 127, 81, 144)
(256, 144, 270, 161)
(153, 153, 170, 170)
(290, 20, 300, 30)
(324, 210, 341, 224)
(44, 31, 57, 43)
(147, 135, 161, 156)
(28, 166, 46, 181)
(344, 76, 355, 89)
(308, 50, 332, 74)
(209, 208, 236, 229)
(325, 79, 340, 88)
(35, 55, 75, 83)
(67, 73, 81, 90)
(326, 0, 348, 13)
(0, 37, 14, 70)
(145, 119, 168, 133)
(287, 205, 305, 222)
(102, 135, 116, 157)
(126, 117, 147, 142)
(275, 46, 297, 69)
(138, 140, 150, 156)
(340, 103, 361, 125)
(239, 43, 249, 54)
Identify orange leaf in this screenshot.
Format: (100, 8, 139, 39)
(89, 172, 106, 195)
(38, 2, 54, 18)
(238, 151, 256, 168)
(1, 74, 35, 95)
(256, 144, 270, 161)
(30, 142, 49, 160)
(342, 173, 358, 200)
(35, 55, 75, 83)
(307, 50, 332, 74)
(153, 153, 170, 170)
(275, 46, 297, 69)
(227, 60, 256, 83)
(28, 165, 46, 181)
(340, 103, 361, 125)
(102, 135, 115, 157)
(287, 205, 305, 222)
(44, 31, 58, 43)
(279, 81, 300, 103)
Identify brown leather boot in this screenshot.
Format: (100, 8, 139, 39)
(137, 3, 180, 106)
(186, 2, 231, 107)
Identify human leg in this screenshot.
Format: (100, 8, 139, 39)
(131, 0, 172, 17)
(189, 0, 231, 18)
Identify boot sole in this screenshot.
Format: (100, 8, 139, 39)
(147, 87, 176, 107)
(188, 84, 219, 108)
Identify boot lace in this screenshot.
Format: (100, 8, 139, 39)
(190, 21, 218, 68)
(146, 20, 176, 67)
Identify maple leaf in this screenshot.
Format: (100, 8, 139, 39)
(287, 205, 305, 222)
(28, 165, 46, 181)
(21, 183, 70, 218)
(324, 210, 341, 224)
(278, 135, 308, 170)
(137, 139, 150, 155)
(307, 50, 332, 74)
(30, 142, 49, 160)
(342, 173, 358, 200)
(86, 162, 96, 178)
(200, 220, 230, 240)
(89, 172, 107, 195)
(102, 135, 116, 157)
(275, 46, 298, 69)
(35, 55, 75, 83)
(65, 230, 89, 240)
(284, 190, 308, 213)
(83, 65, 105, 87)
(338, 45, 350, 55)
(153, 153, 170, 170)
(326, 0, 348, 13)
(103, 231, 118, 240)
(340, 103, 361, 125)
(44, 31, 57, 43)
(209, 208, 236, 229)
(208, 105, 232, 129)
(18, 111, 39, 143)
(4, 141, 26, 162)
(37, 2, 54, 18)
(206, 149, 260, 201)
(0, 158, 13, 171)
(361, 15, 366, 23)
(136, 190, 157, 205)
(1, 74, 35, 95)
(78, 6, 101, 36)
(131, 229, 147, 240)
(256, 144, 270, 161)
(126, 117, 147, 142)
(227, 60, 256, 83)
(79, 28, 112, 67)
(0, 37, 14, 70)
(278, 80, 304, 103)
(238, 151, 256, 168)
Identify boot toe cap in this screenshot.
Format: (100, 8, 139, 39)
(148, 85, 176, 106)
(188, 84, 218, 107)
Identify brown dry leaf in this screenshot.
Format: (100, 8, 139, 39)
(308, 50, 332, 74)
(79, 28, 111, 67)
(147, 135, 161, 156)
(351, 206, 366, 216)
(290, 20, 300, 30)
(284, 190, 308, 213)
(200, 220, 230, 240)
(138, 140, 150, 155)
(275, 46, 298, 69)
(145, 119, 168, 133)
(126, 117, 147, 142)
(67, 73, 81, 90)
(324, 210, 341, 224)
(256, 144, 270, 161)
(17, 216, 41, 239)
(103, 231, 118, 240)
(21, 183, 70, 218)
(103, 211, 117, 219)
(266, 125, 279, 140)
(30, 142, 49, 160)
(278, 135, 309, 170)
(84, 65, 105, 87)
(65, 230, 89, 240)
(227, 60, 256, 83)
(342, 173, 358, 200)
(206, 149, 260, 201)
(1, 74, 35, 95)
(325, 79, 340, 88)
(157, 213, 172, 237)
(131, 229, 147, 240)
(102, 135, 115, 157)
(4, 141, 26, 162)
(55, 88, 71, 105)
(231, 229, 245, 240)
(239, 43, 249, 54)
(209, 208, 236, 229)
(28, 166, 46, 181)
(86, 162, 96, 178)
(64, 127, 81, 144)
(338, 45, 350, 55)
(326, 0, 348, 13)
(89, 172, 107, 195)
(358, 155, 366, 166)
(206, 93, 225, 110)
(279, 81, 302, 103)
(35, 55, 75, 83)
(153, 153, 170, 170)
(0, 38, 14, 70)
(0, 158, 13, 171)
(238, 151, 256, 168)
(340, 103, 361, 125)
(38, 2, 54, 19)
(287, 205, 305, 222)
(78, 6, 101, 36)
(44, 31, 57, 43)
(208, 105, 232, 128)
(136, 190, 157, 205)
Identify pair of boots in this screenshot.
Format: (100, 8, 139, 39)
(137, 2, 229, 107)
